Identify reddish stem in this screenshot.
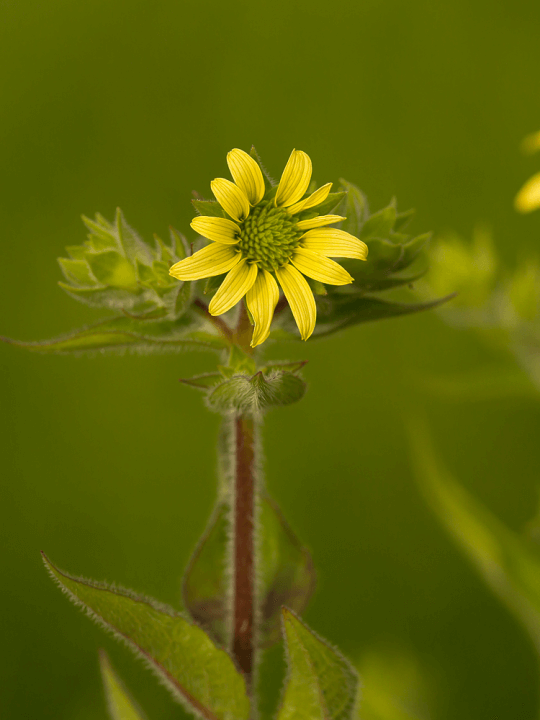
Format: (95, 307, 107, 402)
(232, 414, 256, 683)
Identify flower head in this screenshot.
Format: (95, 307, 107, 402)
(169, 149, 368, 347)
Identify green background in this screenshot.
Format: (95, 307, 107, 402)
(1, 0, 540, 718)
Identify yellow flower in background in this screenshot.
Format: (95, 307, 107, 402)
(515, 130, 540, 214)
(169, 149, 368, 347)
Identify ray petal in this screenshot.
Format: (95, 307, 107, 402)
(191, 216, 241, 244)
(275, 150, 312, 208)
(208, 259, 259, 316)
(246, 268, 280, 347)
(169, 243, 241, 281)
(291, 248, 354, 286)
(211, 178, 251, 222)
(275, 263, 316, 341)
(287, 182, 332, 214)
(295, 214, 346, 230)
(227, 149, 266, 205)
(300, 228, 368, 260)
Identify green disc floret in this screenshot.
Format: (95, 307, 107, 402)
(239, 203, 302, 272)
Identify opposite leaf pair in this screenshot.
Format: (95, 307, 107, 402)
(45, 555, 359, 720)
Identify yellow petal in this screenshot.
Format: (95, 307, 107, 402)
(227, 149, 266, 205)
(296, 214, 346, 230)
(275, 150, 312, 208)
(246, 268, 279, 347)
(301, 228, 368, 260)
(291, 248, 353, 286)
(211, 178, 251, 222)
(287, 182, 332, 214)
(169, 243, 240, 281)
(515, 173, 540, 213)
(191, 216, 241, 244)
(208, 259, 258, 316)
(275, 263, 316, 341)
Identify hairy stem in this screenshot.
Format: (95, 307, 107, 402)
(232, 414, 257, 685)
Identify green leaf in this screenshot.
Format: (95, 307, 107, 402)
(410, 421, 540, 651)
(170, 227, 190, 260)
(207, 371, 306, 414)
(278, 609, 358, 720)
(360, 205, 397, 240)
(227, 344, 257, 375)
(57, 282, 146, 310)
(393, 233, 431, 272)
(338, 179, 369, 237)
(192, 199, 226, 218)
(43, 555, 250, 720)
(82, 215, 119, 251)
(393, 207, 416, 232)
(58, 257, 96, 286)
(99, 651, 148, 720)
(312, 294, 455, 338)
(86, 251, 138, 289)
(183, 496, 316, 649)
(115, 208, 155, 265)
(1, 315, 228, 355)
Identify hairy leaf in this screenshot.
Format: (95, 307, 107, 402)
(43, 555, 250, 720)
(1, 315, 228, 355)
(183, 496, 316, 649)
(338, 179, 369, 237)
(278, 609, 358, 720)
(312, 294, 456, 338)
(207, 371, 306, 414)
(100, 651, 148, 720)
(192, 199, 226, 218)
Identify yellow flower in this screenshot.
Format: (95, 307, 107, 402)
(515, 130, 540, 213)
(169, 149, 368, 347)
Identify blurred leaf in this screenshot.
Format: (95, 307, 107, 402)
(86, 251, 138, 289)
(58, 257, 96, 286)
(339, 179, 369, 237)
(360, 205, 397, 240)
(170, 227, 191, 260)
(356, 647, 428, 720)
(180, 372, 224, 390)
(2, 315, 227, 354)
(99, 651, 147, 720)
(312, 294, 455, 338)
(393, 234, 431, 272)
(115, 208, 154, 265)
(393, 208, 416, 233)
(207, 371, 306, 414)
(260, 360, 308, 374)
(43, 555, 250, 720)
(278, 608, 358, 720)
(192, 199, 225, 218)
(183, 495, 316, 649)
(411, 421, 540, 652)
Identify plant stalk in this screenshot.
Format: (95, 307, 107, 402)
(232, 413, 257, 684)
(231, 300, 258, 689)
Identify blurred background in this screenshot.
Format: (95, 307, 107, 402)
(1, 0, 540, 718)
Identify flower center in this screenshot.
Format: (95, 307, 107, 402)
(238, 203, 302, 272)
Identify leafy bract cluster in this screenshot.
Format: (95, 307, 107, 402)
(3, 173, 447, 357)
(59, 208, 191, 320)
(419, 227, 540, 392)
